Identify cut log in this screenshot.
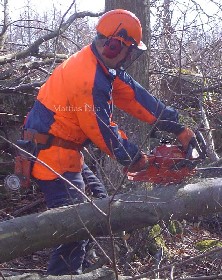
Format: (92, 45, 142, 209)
(0, 178, 222, 264)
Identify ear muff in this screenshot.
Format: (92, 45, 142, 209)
(102, 38, 123, 59)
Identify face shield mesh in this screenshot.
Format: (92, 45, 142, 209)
(118, 46, 145, 70)
(115, 29, 147, 70)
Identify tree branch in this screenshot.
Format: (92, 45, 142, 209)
(0, 11, 103, 65)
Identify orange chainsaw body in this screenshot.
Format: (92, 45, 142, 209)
(14, 155, 32, 188)
(127, 144, 196, 185)
(4, 155, 32, 191)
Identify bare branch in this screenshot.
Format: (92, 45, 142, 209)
(0, 11, 103, 64)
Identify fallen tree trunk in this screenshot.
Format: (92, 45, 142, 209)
(2, 268, 129, 280)
(1, 178, 222, 263)
(3, 270, 152, 280)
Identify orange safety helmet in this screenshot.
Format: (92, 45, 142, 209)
(96, 9, 147, 51)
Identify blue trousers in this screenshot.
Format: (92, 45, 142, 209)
(37, 164, 107, 275)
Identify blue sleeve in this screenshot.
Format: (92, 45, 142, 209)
(113, 70, 183, 134)
(91, 65, 140, 166)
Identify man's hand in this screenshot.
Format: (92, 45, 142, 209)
(177, 127, 195, 152)
(123, 152, 154, 173)
(177, 128, 207, 159)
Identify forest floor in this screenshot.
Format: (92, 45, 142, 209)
(0, 184, 222, 279)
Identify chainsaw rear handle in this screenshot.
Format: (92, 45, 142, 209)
(195, 130, 207, 159)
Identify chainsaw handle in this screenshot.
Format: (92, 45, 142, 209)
(186, 144, 193, 159)
(185, 130, 207, 160)
(195, 130, 207, 159)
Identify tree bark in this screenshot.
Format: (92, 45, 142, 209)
(2, 269, 153, 280)
(2, 268, 117, 280)
(0, 178, 222, 264)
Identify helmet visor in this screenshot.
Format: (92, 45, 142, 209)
(118, 42, 147, 70)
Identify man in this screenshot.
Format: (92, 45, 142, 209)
(24, 9, 197, 275)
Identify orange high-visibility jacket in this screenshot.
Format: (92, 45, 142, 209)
(25, 43, 179, 180)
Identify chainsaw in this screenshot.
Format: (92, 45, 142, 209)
(4, 140, 35, 192)
(127, 131, 208, 185)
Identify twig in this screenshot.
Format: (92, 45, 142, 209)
(0, 81, 44, 94)
(130, 247, 222, 279)
(107, 202, 119, 280)
(0, 267, 46, 274)
(46, 0, 77, 78)
(176, 274, 222, 279)
(12, 198, 45, 217)
(83, 146, 117, 191)
(120, 228, 150, 266)
(72, 200, 113, 265)
(0, 270, 6, 280)
(170, 265, 175, 280)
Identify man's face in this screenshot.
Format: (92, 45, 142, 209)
(103, 44, 130, 69)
